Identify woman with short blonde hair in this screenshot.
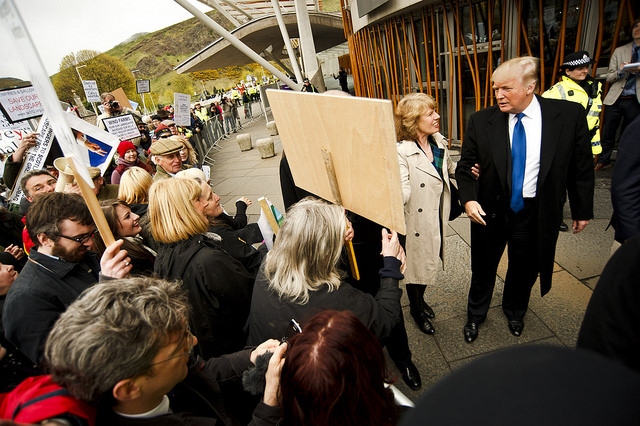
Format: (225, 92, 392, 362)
(149, 178, 208, 244)
(395, 92, 457, 336)
(118, 166, 153, 205)
(150, 177, 254, 358)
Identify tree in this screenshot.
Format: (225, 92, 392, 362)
(53, 50, 136, 104)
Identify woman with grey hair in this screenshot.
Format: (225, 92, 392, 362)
(246, 197, 406, 346)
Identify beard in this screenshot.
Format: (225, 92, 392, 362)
(51, 241, 87, 263)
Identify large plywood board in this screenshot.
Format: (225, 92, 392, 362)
(267, 90, 405, 234)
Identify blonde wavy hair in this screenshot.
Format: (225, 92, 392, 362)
(148, 178, 208, 243)
(118, 167, 153, 204)
(394, 93, 438, 142)
(265, 197, 346, 304)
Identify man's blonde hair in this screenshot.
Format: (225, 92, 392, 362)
(492, 56, 540, 89)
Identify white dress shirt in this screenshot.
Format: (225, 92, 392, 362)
(508, 96, 542, 198)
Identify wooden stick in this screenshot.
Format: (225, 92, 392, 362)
(321, 147, 360, 280)
(65, 157, 115, 246)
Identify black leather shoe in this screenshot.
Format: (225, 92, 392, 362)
(559, 222, 569, 232)
(411, 310, 435, 335)
(508, 320, 524, 336)
(463, 320, 479, 343)
(422, 302, 435, 319)
(400, 362, 422, 391)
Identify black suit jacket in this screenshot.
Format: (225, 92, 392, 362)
(455, 95, 594, 295)
(611, 115, 640, 243)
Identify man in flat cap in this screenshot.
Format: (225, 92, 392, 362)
(150, 136, 191, 181)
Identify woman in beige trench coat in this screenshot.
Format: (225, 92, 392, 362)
(396, 93, 456, 335)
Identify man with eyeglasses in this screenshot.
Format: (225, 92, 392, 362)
(3, 192, 131, 365)
(42, 277, 284, 424)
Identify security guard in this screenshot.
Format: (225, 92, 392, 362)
(543, 50, 602, 232)
(543, 51, 603, 156)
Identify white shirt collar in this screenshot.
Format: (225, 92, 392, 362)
(509, 95, 541, 123)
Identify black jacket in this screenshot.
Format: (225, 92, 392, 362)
(155, 234, 254, 358)
(2, 249, 99, 364)
(246, 257, 403, 345)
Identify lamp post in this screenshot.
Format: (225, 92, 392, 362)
(75, 64, 99, 117)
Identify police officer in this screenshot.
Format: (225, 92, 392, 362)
(543, 50, 602, 232)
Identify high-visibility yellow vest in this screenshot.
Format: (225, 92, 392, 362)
(542, 76, 602, 155)
(195, 107, 209, 122)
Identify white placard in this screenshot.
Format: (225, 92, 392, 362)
(136, 79, 151, 94)
(0, 86, 44, 123)
(174, 92, 191, 126)
(9, 116, 55, 204)
(0, 129, 30, 156)
(81, 80, 100, 103)
(101, 114, 141, 140)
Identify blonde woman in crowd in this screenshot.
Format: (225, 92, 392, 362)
(149, 178, 254, 358)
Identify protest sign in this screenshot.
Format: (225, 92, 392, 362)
(110, 88, 133, 110)
(65, 111, 119, 176)
(102, 114, 141, 141)
(0, 129, 29, 156)
(9, 116, 55, 204)
(81, 80, 101, 103)
(174, 92, 191, 126)
(267, 89, 406, 234)
(0, 86, 44, 123)
(136, 80, 151, 94)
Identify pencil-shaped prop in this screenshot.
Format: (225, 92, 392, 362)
(321, 148, 360, 280)
(1, 0, 115, 247)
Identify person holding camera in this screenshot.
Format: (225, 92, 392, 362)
(96, 92, 142, 131)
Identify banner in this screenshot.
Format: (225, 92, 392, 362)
(0, 86, 44, 123)
(9, 116, 55, 204)
(101, 114, 140, 141)
(8, 112, 119, 205)
(81, 80, 100, 103)
(0, 129, 30, 156)
(174, 92, 191, 126)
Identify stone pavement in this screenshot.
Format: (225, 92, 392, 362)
(207, 107, 615, 402)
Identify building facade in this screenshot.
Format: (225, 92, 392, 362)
(340, 0, 639, 145)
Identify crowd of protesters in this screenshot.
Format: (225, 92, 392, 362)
(1, 33, 640, 423)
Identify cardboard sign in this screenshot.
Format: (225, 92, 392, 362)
(174, 92, 191, 126)
(0, 86, 44, 123)
(267, 90, 406, 234)
(81, 80, 101, 103)
(0, 108, 33, 141)
(102, 114, 141, 141)
(136, 80, 151, 94)
(110, 88, 133, 110)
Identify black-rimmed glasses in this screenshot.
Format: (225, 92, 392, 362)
(56, 229, 98, 244)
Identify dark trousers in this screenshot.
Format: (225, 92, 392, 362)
(467, 198, 539, 322)
(599, 98, 640, 165)
(345, 216, 412, 369)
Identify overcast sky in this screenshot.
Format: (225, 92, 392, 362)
(0, 0, 211, 79)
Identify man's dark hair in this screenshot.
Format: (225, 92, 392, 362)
(19, 169, 56, 197)
(26, 192, 93, 247)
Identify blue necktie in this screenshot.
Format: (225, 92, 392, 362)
(510, 112, 526, 213)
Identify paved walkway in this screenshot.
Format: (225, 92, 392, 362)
(208, 108, 614, 401)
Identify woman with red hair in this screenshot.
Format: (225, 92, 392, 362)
(280, 310, 402, 425)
